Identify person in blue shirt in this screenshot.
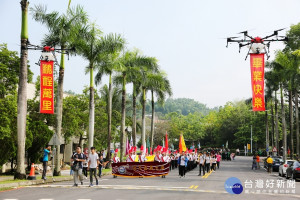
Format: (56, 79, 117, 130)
(42, 145, 52, 180)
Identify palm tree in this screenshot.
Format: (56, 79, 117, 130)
(31, 5, 88, 175)
(15, 0, 29, 180)
(146, 72, 172, 149)
(114, 51, 158, 160)
(93, 48, 124, 164)
(76, 24, 124, 155)
(275, 50, 291, 161)
(275, 50, 300, 159)
(265, 61, 281, 155)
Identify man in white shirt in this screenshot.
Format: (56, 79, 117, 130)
(88, 147, 99, 187)
(204, 152, 210, 173)
(198, 152, 205, 176)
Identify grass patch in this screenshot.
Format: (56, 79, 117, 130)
(0, 179, 25, 184)
(102, 168, 111, 173)
(0, 175, 71, 184)
(0, 187, 13, 192)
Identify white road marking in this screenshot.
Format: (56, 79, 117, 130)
(39, 199, 54, 200)
(3, 199, 18, 200)
(24, 184, 300, 198)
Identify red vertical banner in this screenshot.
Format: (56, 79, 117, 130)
(40, 60, 54, 114)
(250, 53, 265, 111)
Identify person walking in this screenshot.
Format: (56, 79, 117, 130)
(252, 155, 257, 170)
(178, 152, 188, 178)
(198, 152, 205, 176)
(216, 152, 221, 169)
(71, 146, 86, 187)
(42, 145, 52, 180)
(256, 154, 260, 169)
(88, 147, 99, 187)
(205, 152, 211, 173)
(82, 156, 88, 179)
(266, 156, 273, 173)
(211, 155, 216, 172)
(98, 155, 104, 178)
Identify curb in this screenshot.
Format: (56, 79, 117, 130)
(0, 176, 73, 188)
(0, 171, 112, 188)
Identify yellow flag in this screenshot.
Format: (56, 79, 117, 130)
(179, 134, 187, 153)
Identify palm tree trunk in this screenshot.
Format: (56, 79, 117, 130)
(107, 73, 112, 166)
(270, 97, 275, 149)
(120, 75, 126, 161)
(141, 88, 146, 151)
(275, 91, 279, 155)
(288, 89, 293, 159)
(280, 83, 287, 161)
(15, 0, 29, 180)
(132, 85, 137, 146)
(265, 98, 269, 154)
(54, 50, 65, 176)
(295, 89, 299, 156)
(150, 90, 155, 150)
(88, 65, 95, 149)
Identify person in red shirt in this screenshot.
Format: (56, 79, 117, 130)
(256, 155, 260, 169)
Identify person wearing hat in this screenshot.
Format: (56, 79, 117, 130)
(138, 145, 147, 162)
(154, 147, 162, 162)
(112, 149, 120, 163)
(111, 149, 120, 178)
(126, 149, 135, 162)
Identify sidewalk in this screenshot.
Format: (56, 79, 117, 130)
(0, 169, 112, 189)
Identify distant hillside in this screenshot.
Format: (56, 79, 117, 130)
(146, 98, 217, 116)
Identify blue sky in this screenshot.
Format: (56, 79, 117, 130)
(1, 0, 300, 108)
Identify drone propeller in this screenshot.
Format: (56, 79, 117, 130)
(274, 28, 286, 32)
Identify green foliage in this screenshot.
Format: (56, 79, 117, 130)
(0, 95, 17, 165)
(0, 43, 33, 98)
(150, 98, 215, 116)
(62, 94, 89, 143)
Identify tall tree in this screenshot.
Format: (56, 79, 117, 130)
(146, 71, 172, 149)
(15, 0, 29, 179)
(76, 24, 124, 153)
(31, 5, 88, 175)
(92, 40, 124, 164)
(275, 50, 291, 161)
(286, 23, 300, 157)
(114, 51, 157, 159)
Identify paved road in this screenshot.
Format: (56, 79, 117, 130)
(1, 156, 299, 200)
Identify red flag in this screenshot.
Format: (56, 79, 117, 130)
(40, 60, 54, 114)
(165, 131, 168, 150)
(250, 54, 265, 111)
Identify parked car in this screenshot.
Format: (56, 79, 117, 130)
(286, 161, 300, 180)
(279, 160, 295, 177)
(263, 157, 283, 172)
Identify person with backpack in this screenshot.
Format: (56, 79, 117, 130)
(41, 145, 52, 180)
(71, 146, 86, 187)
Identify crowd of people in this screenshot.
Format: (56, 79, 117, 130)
(41, 145, 230, 186)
